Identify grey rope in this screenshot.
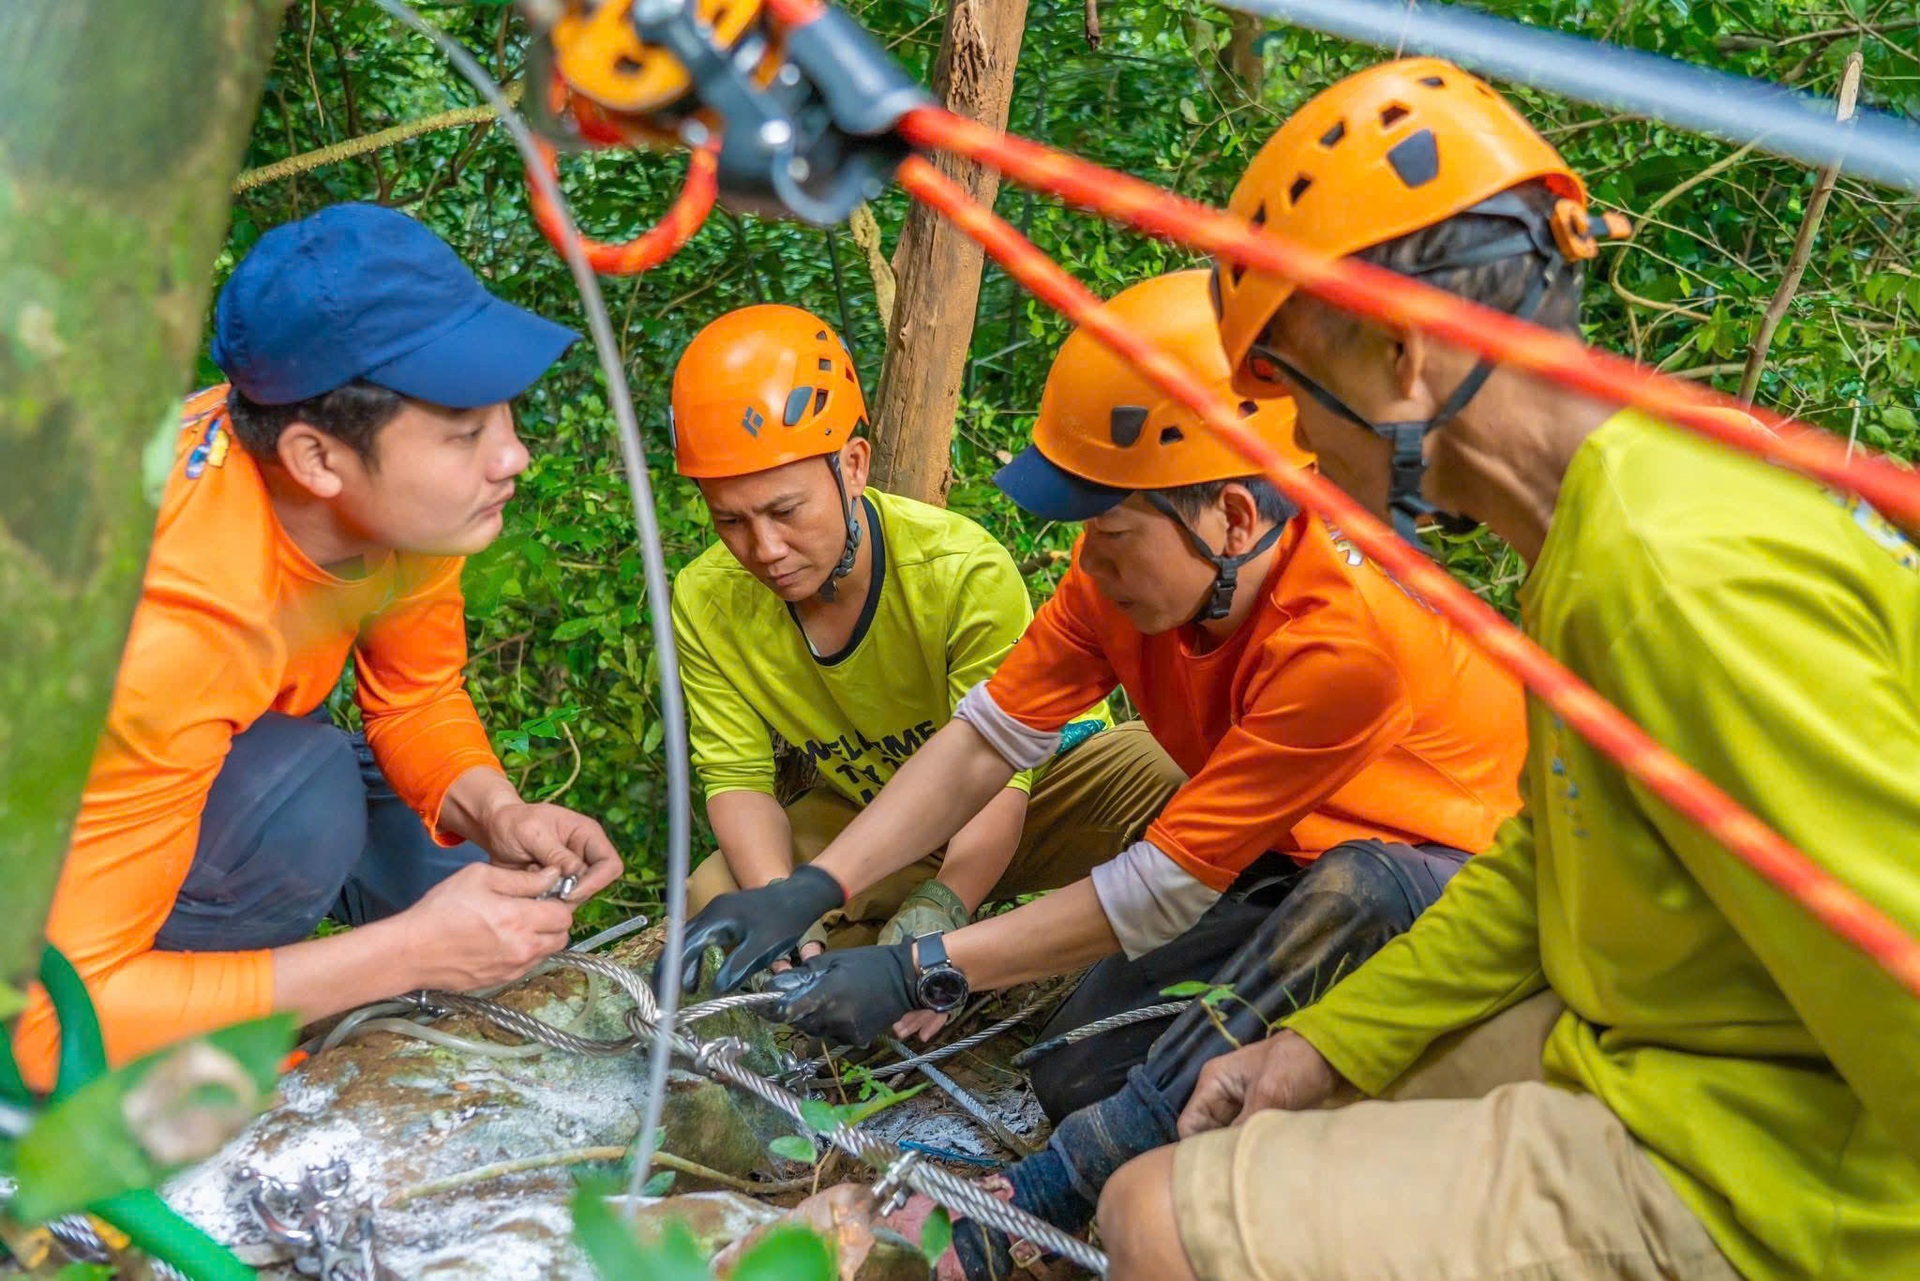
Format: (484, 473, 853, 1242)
(881, 1036, 1037, 1157)
(367, 0, 694, 1205)
(793, 989, 1060, 1089)
(1010, 1000, 1190, 1068)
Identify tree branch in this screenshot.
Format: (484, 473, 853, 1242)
(234, 83, 523, 193)
(1739, 51, 1863, 405)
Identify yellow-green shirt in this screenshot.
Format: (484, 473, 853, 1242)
(672, 489, 1104, 806)
(1287, 410, 1920, 1280)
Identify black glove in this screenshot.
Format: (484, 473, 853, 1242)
(762, 942, 917, 1046)
(672, 864, 847, 994)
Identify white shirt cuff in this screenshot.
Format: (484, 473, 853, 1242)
(953, 681, 1059, 772)
(1091, 839, 1224, 959)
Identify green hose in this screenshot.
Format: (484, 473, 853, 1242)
(92, 1189, 256, 1281)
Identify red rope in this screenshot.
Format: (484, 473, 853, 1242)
(528, 137, 719, 276)
(898, 153, 1920, 999)
(899, 107, 1920, 533)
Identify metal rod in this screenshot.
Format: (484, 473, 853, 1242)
(1213, 0, 1920, 194)
(366, 0, 694, 1207)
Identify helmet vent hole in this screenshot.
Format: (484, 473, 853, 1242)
(1110, 406, 1149, 448)
(818, 357, 833, 371)
(1418, 75, 1445, 87)
(1288, 175, 1313, 206)
(815, 330, 829, 340)
(1387, 129, 1441, 188)
(1250, 202, 1268, 227)
(713, 3, 731, 23)
(1159, 426, 1185, 446)
(616, 54, 643, 74)
(1319, 120, 1346, 148)
(813, 388, 829, 416)
(1229, 262, 1247, 286)
(1238, 400, 1259, 418)
(1379, 102, 1411, 127)
(783, 387, 814, 426)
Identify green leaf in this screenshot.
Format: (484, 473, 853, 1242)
(769, 1134, 818, 1163)
(799, 1098, 841, 1135)
(834, 1082, 927, 1127)
(0, 980, 27, 1022)
(732, 1225, 835, 1281)
(920, 1206, 953, 1265)
(54, 1265, 115, 1281)
(1159, 981, 1213, 997)
(551, 616, 599, 642)
(1884, 406, 1918, 434)
(572, 1183, 709, 1281)
(641, 1168, 678, 1197)
(10, 1014, 295, 1223)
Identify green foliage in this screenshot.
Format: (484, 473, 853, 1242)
(9, 1014, 296, 1223)
(730, 1226, 836, 1281)
(919, 1205, 953, 1266)
(570, 1181, 836, 1281)
(220, 0, 1919, 927)
(769, 1133, 819, 1163)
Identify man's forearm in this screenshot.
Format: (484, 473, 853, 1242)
(438, 764, 519, 845)
(945, 878, 1122, 991)
(272, 916, 419, 1026)
(812, 719, 1019, 898)
(935, 786, 1029, 912)
(707, 789, 799, 889)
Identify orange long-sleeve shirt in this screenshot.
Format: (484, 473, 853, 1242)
(986, 516, 1526, 891)
(14, 387, 501, 1088)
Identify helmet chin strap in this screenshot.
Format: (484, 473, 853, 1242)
(1256, 244, 1560, 547)
(1144, 492, 1290, 625)
(816, 451, 864, 603)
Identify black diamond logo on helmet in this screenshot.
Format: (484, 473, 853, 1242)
(741, 407, 765, 435)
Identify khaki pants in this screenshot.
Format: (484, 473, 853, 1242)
(1172, 992, 1742, 1281)
(686, 721, 1185, 945)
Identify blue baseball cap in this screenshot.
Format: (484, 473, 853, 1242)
(211, 203, 576, 407)
(993, 445, 1132, 522)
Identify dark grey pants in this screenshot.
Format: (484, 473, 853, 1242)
(954, 839, 1469, 1279)
(153, 710, 486, 952)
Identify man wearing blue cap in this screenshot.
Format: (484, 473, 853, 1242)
(14, 204, 620, 1085)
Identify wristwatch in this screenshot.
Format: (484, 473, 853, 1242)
(911, 933, 970, 1013)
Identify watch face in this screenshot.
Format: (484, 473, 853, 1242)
(918, 966, 969, 1013)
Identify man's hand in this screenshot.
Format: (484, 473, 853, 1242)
(477, 801, 623, 898)
(876, 879, 971, 948)
(1178, 1030, 1343, 1136)
(675, 865, 847, 993)
(763, 942, 917, 1046)
(401, 863, 575, 991)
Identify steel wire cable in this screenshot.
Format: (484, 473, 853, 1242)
(1215, 0, 1920, 195)
(367, 0, 694, 1203)
(1010, 1000, 1190, 1068)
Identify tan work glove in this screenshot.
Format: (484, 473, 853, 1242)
(876, 878, 972, 948)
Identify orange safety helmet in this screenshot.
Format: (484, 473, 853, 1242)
(1214, 57, 1599, 380)
(998, 270, 1308, 518)
(996, 270, 1311, 622)
(670, 304, 868, 479)
(1211, 59, 1625, 543)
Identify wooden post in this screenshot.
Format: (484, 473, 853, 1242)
(0, 0, 284, 1000)
(866, 0, 1030, 505)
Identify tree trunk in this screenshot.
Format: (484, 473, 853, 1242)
(867, 0, 1030, 505)
(1222, 13, 1265, 102)
(0, 0, 285, 1002)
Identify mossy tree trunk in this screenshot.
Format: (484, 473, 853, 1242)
(0, 0, 285, 1004)
(867, 0, 1030, 505)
